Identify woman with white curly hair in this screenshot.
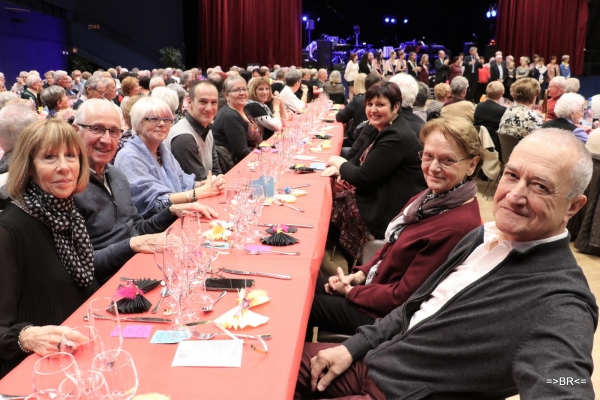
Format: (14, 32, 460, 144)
(541, 92, 589, 143)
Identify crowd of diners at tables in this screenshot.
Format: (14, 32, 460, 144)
(0, 50, 599, 398)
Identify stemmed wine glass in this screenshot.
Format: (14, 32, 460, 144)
(32, 352, 81, 394)
(58, 370, 109, 400)
(248, 184, 265, 241)
(59, 326, 104, 388)
(162, 243, 191, 331)
(93, 350, 138, 400)
(87, 297, 122, 367)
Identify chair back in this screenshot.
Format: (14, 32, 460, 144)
(498, 134, 520, 165)
(329, 92, 346, 105)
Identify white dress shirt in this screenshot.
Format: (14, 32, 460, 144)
(408, 222, 568, 330)
(279, 86, 305, 113)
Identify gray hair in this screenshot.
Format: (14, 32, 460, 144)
(180, 71, 193, 87)
(40, 86, 66, 109)
(26, 74, 41, 88)
(554, 93, 585, 118)
(74, 98, 120, 126)
(450, 76, 469, 96)
(167, 83, 186, 105)
(565, 78, 580, 93)
(223, 76, 247, 93)
(0, 103, 38, 151)
(389, 73, 418, 107)
(54, 70, 68, 82)
(328, 70, 342, 84)
(130, 97, 173, 134)
(550, 76, 567, 91)
(149, 77, 165, 91)
(414, 82, 429, 108)
(0, 92, 18, 110)
(83, 76, 103, 95)
(151, 87, 179, 113)
(284, 69, 302, 86)
(101, 77, 115, 87)
(523, 128, 593, 199)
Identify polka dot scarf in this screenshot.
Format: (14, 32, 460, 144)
(14, 182, 95, 287)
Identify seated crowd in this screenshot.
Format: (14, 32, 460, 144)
(0, 54, 599, 399)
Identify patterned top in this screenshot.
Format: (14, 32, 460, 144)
(497, 103, 544, 139)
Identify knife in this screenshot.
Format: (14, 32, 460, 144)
(258, 223, 313, 228)
(83, 315, 172, 323)
(222, 269, 291, 280)
(185, 320, 213, 327)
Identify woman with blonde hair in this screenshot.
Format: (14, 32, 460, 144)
(498, 78, 543, 140)
(245, 77, 286, 140)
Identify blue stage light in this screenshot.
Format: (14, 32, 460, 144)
(486, 11, 491, 18)
(491, 9, 497, 17)
(403, 19, 408, 23)
(385, 18, 389, 23)
(391, 18, 396, 23)
(302, 16, 307, 21)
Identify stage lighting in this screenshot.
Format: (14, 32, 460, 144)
(317, 17, 320, 21)
(491, 9, 497, 17)
(403, 19, 408, 23)
(391, 18, 396, 23)
(385, 17, 389, 23)
(302, 16, 307, 21)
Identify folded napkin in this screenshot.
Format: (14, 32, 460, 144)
(214, 289, 270, 330)
(261, 232, 299, 246)
(114, 279, 159, 314)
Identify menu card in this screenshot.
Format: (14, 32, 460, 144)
(171, 340, 243, 367)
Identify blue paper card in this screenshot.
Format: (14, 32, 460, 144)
(253, 177, 275, 197)
(310, 162, 326, 170)
(150, 330, 192, 344)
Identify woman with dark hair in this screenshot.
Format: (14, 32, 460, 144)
(309, 117, 483, 334)
(245, 77, 286, 140)
(0, 119, 99, 377)
(345, 53, 359, 100)
(385, 51, 398, 76)
(322, 81, 426, 260)
(212, 76, 262, 164)
(372, 50, 385, 77)
(448, 56, 463, 84)
(358, 52, 372, 75)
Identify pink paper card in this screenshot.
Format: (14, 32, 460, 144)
(111, 325, 152, 338)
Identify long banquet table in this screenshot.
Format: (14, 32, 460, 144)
(0, 115, 344, 399)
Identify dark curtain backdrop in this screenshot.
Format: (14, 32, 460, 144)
(496, 0, 588, 76)
(198, 0, 302, 70)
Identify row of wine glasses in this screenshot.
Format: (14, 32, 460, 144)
(31, 297, 138, 399)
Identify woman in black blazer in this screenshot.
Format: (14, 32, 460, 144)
(322, 81, 426, 260)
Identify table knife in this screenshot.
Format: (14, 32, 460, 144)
(258, 223, 313, 228)
(222, 269, 292, 280)
(83, 315, 172, 323)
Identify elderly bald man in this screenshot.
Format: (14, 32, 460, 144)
(72, 99, 218, 284)
(296, 128, 597, 400)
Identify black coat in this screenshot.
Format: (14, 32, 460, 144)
(401, 107, 426, 139)
(434, 58, 449, 84)
(474, 100, 507, 150)
(336, 94, 367, 143)
(490, 63, 508, 83)
(339, 116, 426, 238)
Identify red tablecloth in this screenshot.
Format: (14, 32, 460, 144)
(0, 115, 344, 399)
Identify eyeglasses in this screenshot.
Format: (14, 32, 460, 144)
(78, 124, 124, 138)
(418, 151, 472, 169)
(144, 117, 174, 126)
(228, 88, 248, 94)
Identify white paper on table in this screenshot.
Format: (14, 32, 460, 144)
(293, 155, 317, 160)
(171, 340, 243, 367)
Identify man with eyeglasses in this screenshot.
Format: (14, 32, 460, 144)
(73, 76, 106, 110)
(296, 128, 597, 399)
(10, 71, 28, 95)
(73, 99, 218, 284)
(165, 81, 223, 181)
(20, 74, 44, 110)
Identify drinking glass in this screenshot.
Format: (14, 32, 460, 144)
(59, 326, 104, 383)
(25, 391, 60, 400)
(32, 352, 81, 393)
(92, 350, 138, 400)
(87, 298, 122, 367)
(59, 371, 109, 400)
(163, 244, 190, 331)
(237, 169, 252, 185)
(189, 241, 214, 306)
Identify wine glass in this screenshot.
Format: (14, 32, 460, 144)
(93, 350, 138, 400)
(248, 184, 265, 241)
(25, 391, 60, 400)
(87, 297, 122, 366)
(59, 326, 104, 384)
(32, 352, 81, 393)
(189, 241, 214, 306)
(163, 244, 190, 331)
(237, 169, 252, 185)
(59, 371, 109, 400)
